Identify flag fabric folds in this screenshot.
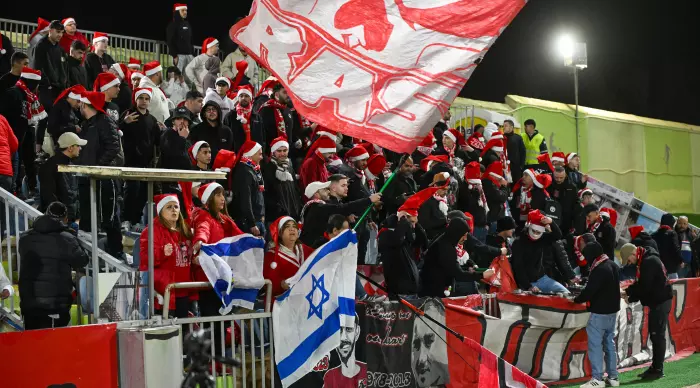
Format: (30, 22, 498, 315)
(230, 0, 526, 153)
(273, 229, 358, 387)
(198, 234, 266, 313)
(464, 337, 547, 388)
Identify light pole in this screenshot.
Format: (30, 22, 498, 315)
(557, 35, 587, 153)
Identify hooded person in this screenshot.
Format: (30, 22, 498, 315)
(419, 217, 495, 298)
(201, 55, 221, 93)
(263, 216, 315, 298)
(203, 75, 235, 119)
(457, 162, 489, 241)
(299, 136, 337, 193)
(418, 173, 451, 240)
(188, 100, 234, 166)
(184, 37, 219, 93)
(166, 3, 194, 73)
(510, 168, 551, 228)
(510, 210, 570, 293)
(262, 136, 302, 221)
(223, 85, 254, 152)
(651, 213, 684, 279)
(628, 225, 659, 251)
(481, 216, 516, 268)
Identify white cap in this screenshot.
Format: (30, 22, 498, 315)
(57, 132, 87, 148)
(304, 181, 331, 199)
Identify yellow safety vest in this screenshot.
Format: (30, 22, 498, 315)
(522, 132, 545, 166)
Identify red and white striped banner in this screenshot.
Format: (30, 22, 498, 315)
(231, 0, 526, 152)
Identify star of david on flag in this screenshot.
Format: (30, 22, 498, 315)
(272, 229, 358, 387)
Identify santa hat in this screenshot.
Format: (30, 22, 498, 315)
(155, 194, 179, 215)
(128, 57, 141, 69)
(270, 216, 295, 248)
(143, 61, 162, 77)
(524, 169, 551, 189)
(600, 207, 618, 227)
(202, 37, 219, 51)
(29, 18, 51, 42)
(464, 161, 481, 183)
(628, 225, 644, 241)
(174, 3, 187, 11)
(80, 91, 106, 114)
(198, 182, 223, 204)
(526, 210, 547, 233)
(480, 138, 504, 157)
(443, 128, 466, 147)
(467, 132, 485, 150)
(239, 140, 262, 158)
(419, 132, 436, 147)
(236, 85, 253, 99)
(314, 126, 338, 141)
(215, 76, 231, 88)
(419, 154, 449, 172)
(315, 137, 337, 154)
(462, 212, 475, 233)
(133, 87, 152, 102)
(578, 188, 593, 199)
(566, 152, 578, 165)
(366, 154, 387, 179)
(62, 18, 76, 27)
(20, 67, 42, 81)
(213, 149, 236, 173)
(398, 181, 449, 217)
(345, 145, 369, 162)
(93, 72, 120, 92)
(484, 160, 505, 182)
(257, 76, 280, 96)
(328, 155, 342, 167)
(111, 63, 129, 81)
(188, 141, 208, 164)
(552, 152, 566, 165)
(54, 84, 87, 106)
(92, 32, 108, 45)
(131, 71, 144, 82)
(270, 136, 289, 154)
(537, 153, 554, 173)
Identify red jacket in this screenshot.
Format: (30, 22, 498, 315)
(139, 218, 193, 310)
(191, 207, 244, 281)
(59, 31, 89, 55)
(0, 115, 19, 177)
(264, 243, 315, 297)
(299, 152, 329, 195)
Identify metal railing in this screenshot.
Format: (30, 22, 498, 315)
(0, 187, 134, 327)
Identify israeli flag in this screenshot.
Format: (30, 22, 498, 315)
(199, 234, 266, 314)
(273, 229, 358, 387)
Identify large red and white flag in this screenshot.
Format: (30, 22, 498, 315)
(464, 337, 547, 388)
(231, 0, 526, 153)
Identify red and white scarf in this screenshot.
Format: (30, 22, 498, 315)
(273, 244, 306, 269)
(444, 143, 456, 163)
(572, 235, 587, 267)
(16, 79, 47, 125)
(468, 179, 489, 215)
(587, 216, 603, 234)
(635, 247, 646, 281)
(260, 98, 287, 137)
(433, 193, 448, 215)
(299, 199, 325, 228)
(590, 254, 609, 271)
(240, 156, 264, 192)
(517, 185, 532, 221)
(235, 102, 252, 140)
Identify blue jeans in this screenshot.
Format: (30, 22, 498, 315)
(586, 313, 618, 380)
(677, 266, 692, 279)
(355, 276, 367, 299)
(667, 272, 679, 280)
(531, 275, 570, 294)
(473, 226, 488, 243)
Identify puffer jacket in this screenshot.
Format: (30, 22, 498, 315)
(47, 98, 80, 143)
(652, 213, 684, 274)
(229, 161, 265, 232)
(18, 216, 90, 314)
(0, 115, 18, 177)
(191, 207, 244, 281)
(38, 152, 79, 221)
(188, 100, 234, 164)
(76, 111, 121, 166)
(139, 218, 194, 310)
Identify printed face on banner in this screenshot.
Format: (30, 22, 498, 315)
(322, 313, 368, 387)
(411, 299, 449, 387)
(231, 0, 526, 152)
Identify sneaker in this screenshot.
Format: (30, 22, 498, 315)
(580, 379, 605, 388)
(638, 368, 664, 380)
(605, 377, 620, 387)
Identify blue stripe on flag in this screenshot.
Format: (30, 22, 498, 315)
(338, 297, 355, 316)
(200, 236, 265, 257)
(228, 287, 259, 304)
(277, 307, 340, 380)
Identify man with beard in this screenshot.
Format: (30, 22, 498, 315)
(299, 136, 337, 193)
(674, 216, 697, 278)
(323, 314, 367, 388)
(224, 86, 253, 152)
(259, 83, 293, 154)
(548, 166, 579, 233)
(411, 299, 449, 387)
(262, 136, 301, 221)
(139, 61, 170, 125)
(383, 156, 418, 216)
(189, 101, 233, 167)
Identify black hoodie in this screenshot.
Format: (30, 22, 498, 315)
(626, 247, 673, 308)
(378, 215, 428, 295)
(511, 222, 563, 290)
(420, 218, 484, 297)
(188, 101, 234, 166)
(573, 242, 620, 314)
(166, 11, 193, 57)
(652, 213, 683, 274)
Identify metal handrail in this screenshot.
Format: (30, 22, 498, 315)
(163, 279, 274, 318)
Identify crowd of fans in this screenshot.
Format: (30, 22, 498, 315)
(0, 8, 699, 381)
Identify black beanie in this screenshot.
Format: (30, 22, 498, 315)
(582, 203, 599, 216)
(582, 241, 604, 261)
(497, 216, 516, 232)
(660, 213, 676, 228)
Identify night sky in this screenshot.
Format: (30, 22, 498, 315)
(6, 0, 698, 125)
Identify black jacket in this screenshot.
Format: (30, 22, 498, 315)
(511, 222, 564, 289)
(114, 82, 133, 114)
(565, 167, 587, 190)
(76, 112, 121, 166)
(47, 98, 80, 143)
(378, 215, 428, 295)
(189, 101, 234, 166)
(259, 101, 293, 154)
(573, 243, 620, 314)
(432, 121, 448, 147)
(652, 227, 683, 274)
(166, 12, 193, 57)
(383, 173, 418, 216)
(479, 234, 509, 267)
(120, 109, 160, 167)
(38, 152, 79, 221)
(481, 149, 500, 168)
(626, 248, 673, 308)
(631, 231, 659, 252)
(504, 132, 525, 181)
(337, 164, 371, 202)
(0, 72, 19, 95)
(418, 196, 448, 240)
(482, 179, 509, 223)
(18, 216, 90, 314)
(65, 55, 90, 89)
(85, 52, 115, 88)
(1, 86, 32, 141)
(420, 218, 483, 297)
(299, 198, 371, 248)
(510, 186, 548, 226)
(229, 162, 265, 231)
(158, 128, 192, 194)
(223, 110, 248, 153)
(0, 35, 14, 76)
(261, 158, 302, 221)
(33, 37, 67, 90)
(457, 184, 487, 227)
(547, 178, 579, 233)
(589, 219, 616, 260)
(419, 161, 453, 190)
